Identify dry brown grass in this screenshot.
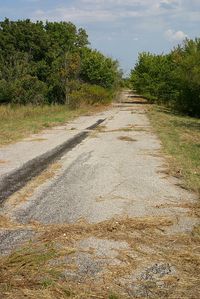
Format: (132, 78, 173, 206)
(0, 216, 174, 299)
(96, 126, 138, 134)
(95, 125, 108, 132)
(155, 201, 200, 218)
(148, 106, 200, 194)
(38, 216, 173, 243)
(0, 104, 110, 146)
(126, 124, 150, 132)
(116, 127, 134, 132)
(25, 138, 48, 142)
(0, 215, 21, 229)
(0, 213, 200, 298)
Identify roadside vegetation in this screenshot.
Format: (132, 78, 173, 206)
(130, 37, 200, 194)
(0, 104, 108, 146)
(130, 38, 200, 117)
(0, 19, 121, 106)
(148, 106, 200, 194)
(0, 18, 121, 145)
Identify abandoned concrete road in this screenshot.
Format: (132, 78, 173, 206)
(0, 91, 199, 298)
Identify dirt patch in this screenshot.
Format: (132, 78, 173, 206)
(96, 127, 134, 133)
(131, 110, 147, 115)
(127, 124, 149, 132)
(118, 136, 137, 142)
(0, 160, 9, 164)
(116, 127, 134, 132)
(97, 125, 148, 133)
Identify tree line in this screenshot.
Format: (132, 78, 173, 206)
(0, 18, 121, 107)
(130, 38, 200, 117)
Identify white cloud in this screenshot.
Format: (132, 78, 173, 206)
(30, 0, 198, 36)
(165, 29, 188, 41)
(33, 7, 117, 22)
(31, 0, 164, 23)
(159, 0, 180, 10)
(80, 0, 152, 5)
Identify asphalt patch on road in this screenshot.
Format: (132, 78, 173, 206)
(0, 119, 105, 204)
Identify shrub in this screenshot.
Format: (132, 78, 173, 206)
(0, 80, 13, 104)
(69, 83, 113, 109)
(12, 76, 48, 105)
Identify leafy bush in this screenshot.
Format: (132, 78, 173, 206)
(0, 80, 13, 104)
(172, 39, 200, 116)
(12, 76, 48, 105)
(80, 48, 120, 89)
(69, 83, 113, 109)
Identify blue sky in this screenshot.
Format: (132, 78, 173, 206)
(0, 0, 199, 74)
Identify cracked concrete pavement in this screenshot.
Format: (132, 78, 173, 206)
(0, 91, 199, 298)
(3, 95, 197, 229)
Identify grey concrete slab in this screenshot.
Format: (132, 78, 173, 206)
(0, 93, 198, 298)
(4, 102, 196, 234)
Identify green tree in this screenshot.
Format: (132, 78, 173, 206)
(80, 48, 120, 89)
(0, 18, 120, 106)
(172, 38, 200, 115)
(130, 38, 200, 116)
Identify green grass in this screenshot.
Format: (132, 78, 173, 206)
(148, 105, 200, 194)
(0, 104, 104, 146)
